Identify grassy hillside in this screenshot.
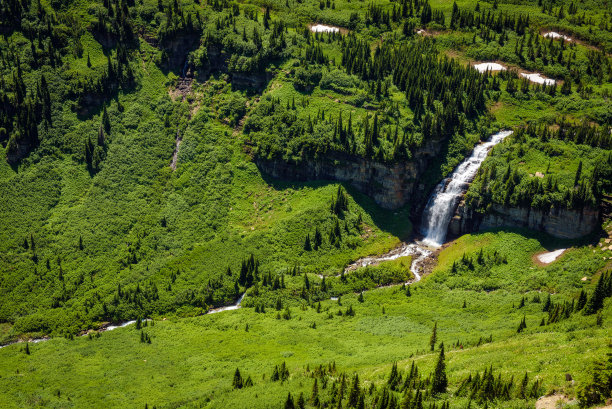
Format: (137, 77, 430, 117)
(0, 0, 611, 407)
(0, 231, 610, 408)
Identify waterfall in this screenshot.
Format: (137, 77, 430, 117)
(421, 130, 513, 247)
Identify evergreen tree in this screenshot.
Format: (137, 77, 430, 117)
(561, 77, 572, 95)
(102, 106, 111, 133)
(429, 322, 438, 351)
(517, 315, 527, 333)
(387, 362, 401, 390)
(450, 2, 460, 29)
(574, 161, 583, 186)
(576, 289, 588, 311)
(232, 368, 243, 389)
(284, 392, 295, 409)
(543, 294, 551, 312)
(348, 373, 360, 407)
(304, 234, 312, 251)
(314, 227, 323, 250)
(584, 272, 610, 314)
(431, 343, 447, 394)
(311, 378, 320, 406)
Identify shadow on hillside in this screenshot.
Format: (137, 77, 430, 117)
(258, 171, 413, 241)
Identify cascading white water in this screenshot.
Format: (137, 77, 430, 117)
(421, 130, 513, 247)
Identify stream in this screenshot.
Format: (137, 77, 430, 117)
(0, 131, 510, 349)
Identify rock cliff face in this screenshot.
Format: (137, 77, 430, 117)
(255, 128, 450, 209)
(449, 200, 600, 239)
(255, 138, 445, 209)
(257, 154, 417, 209)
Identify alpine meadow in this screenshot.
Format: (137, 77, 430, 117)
(0, 0, 611, 408)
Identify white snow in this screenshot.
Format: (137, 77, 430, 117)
(473, 62, 506, 73)
(521, 72, 556, 85)
(537, 249, 566, 264)
(310, 24, 340, 33)
(543, 32, 572, 41)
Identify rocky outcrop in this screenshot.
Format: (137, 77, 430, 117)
(449, 200, 600, 239)
(256, 153, 432, 209)
(256, 134, 447, 209)
(258, 155, 411, 209)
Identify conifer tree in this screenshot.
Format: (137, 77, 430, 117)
(429, 322, 438, 351)
(431, 343, 447, 394)
(574, 161, 583, 186)
(102, 106, 111, 133)
(232, 367, 243, 389)
(314, 227, 323, 250)
(348, 373, 360, 407)
(388, 362, 401, 390)
(517, 315, 527, 333)
(584, 272, 610, 314)
(311, 378, 320, 405)
(297, 393, 305, 409)
(543, 294, 551, 312)
(284, 392, 295, 409)
(303, 234, 311, 251)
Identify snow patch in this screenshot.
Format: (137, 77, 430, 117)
(521, 73, 556, 85)
(473, 62, 506, 73)
(543, 32, 572, 41)
(310, 24, 340, 33)
(537, 249, 566, 264)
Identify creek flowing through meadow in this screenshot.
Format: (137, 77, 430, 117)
(0, 131, 510, 348)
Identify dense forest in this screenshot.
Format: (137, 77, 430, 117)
(0, 0, 611, 407)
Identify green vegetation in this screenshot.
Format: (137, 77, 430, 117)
(0, 231, 610, 409)
(1, 0, 611, 407)
(465, 120, 611, 212)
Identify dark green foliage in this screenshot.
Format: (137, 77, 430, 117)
(331, 186, 349, 216)
(456, 366, 537, 402)
(139, 331, 151, 344)
(233, 367, 243, 389)
(429, 322, 438, 351)
(577, 344, 612, 407)
(516, 315, 527, 333)
(272, 362, 290, 383)
(431, 343, 447, 394)
(584, 272, 612, 315)
(387, 362, 402, 391)
(284, 392, 295, 409)
(466, 121, 611, 213)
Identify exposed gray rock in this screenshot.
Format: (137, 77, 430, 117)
(449, 200, 600, 239)
(256, 135, 445, 209)
(256, 153, 427, 209)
